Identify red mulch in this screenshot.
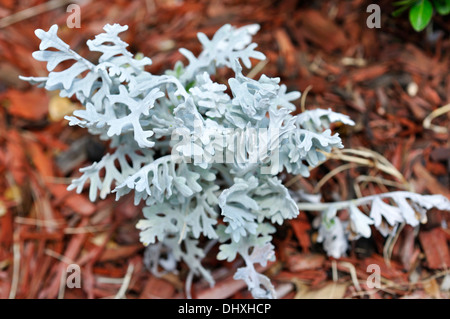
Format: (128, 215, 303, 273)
(0, 0, 449, 299)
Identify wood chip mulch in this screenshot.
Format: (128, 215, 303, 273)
(0, 0, 449, 299)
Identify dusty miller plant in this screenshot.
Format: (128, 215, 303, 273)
(22, 23, 450, 299)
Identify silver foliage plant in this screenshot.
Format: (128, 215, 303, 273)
(295, 191, 450, 259)
(21, 23, 450, 299)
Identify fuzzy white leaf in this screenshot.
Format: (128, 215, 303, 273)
(349, 204, 374, 238)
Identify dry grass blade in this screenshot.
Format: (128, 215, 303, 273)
(338, 261, 361, 292)
(8, 231, 20, 299)
(423, 103, 450, 134)
(114, 263, 135, 299)
(313, 163, 358, 193)
(325, 148, 410, 188)
(300, 85, 312, 113)
(247, 60, 269, 79)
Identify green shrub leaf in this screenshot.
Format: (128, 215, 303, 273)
(434, 0, 450, 15)
(409, 0, 433, 31)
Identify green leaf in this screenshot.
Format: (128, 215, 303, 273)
(409, 0, 433, 31)
(433, 0, 450, 15)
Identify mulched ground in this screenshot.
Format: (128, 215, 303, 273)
(0, 0, 449, 299)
